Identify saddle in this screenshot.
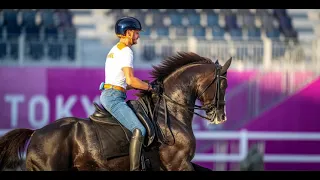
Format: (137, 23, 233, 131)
(88, 96, 163, 171)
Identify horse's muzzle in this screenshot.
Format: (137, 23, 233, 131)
(207, 109, 227, 125)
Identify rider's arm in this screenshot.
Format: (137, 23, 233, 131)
(126, 84, 134, 90)
(122, 67, 150, 91)
(120, 49, 151, 91)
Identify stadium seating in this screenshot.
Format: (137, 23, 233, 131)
(0, 9, 299, 63)
(0, 9, 76, 61)
(104, 9, 298, 42)
(103, 9, 298, 61)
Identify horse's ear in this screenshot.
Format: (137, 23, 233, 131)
(221, 57, 232, 74)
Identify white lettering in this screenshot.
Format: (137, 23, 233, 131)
(56, 95, 77, 119)
(28, 95, 49, 129)
(4, 94, 25, 128)
(80, 95, 100, 117)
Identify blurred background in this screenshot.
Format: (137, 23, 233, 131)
(0, 9, 320, 171)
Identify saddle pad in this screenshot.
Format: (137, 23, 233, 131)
(90, 119, 162, 170)
(92, 120, 132, 160)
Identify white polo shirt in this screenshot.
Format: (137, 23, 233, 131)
(104, 43, 134, 89)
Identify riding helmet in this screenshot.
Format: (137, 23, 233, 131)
(115, 16, 143, 36)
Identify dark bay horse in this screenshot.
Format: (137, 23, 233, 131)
(0, 52, 232, 171)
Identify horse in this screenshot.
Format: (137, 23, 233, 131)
(0, 52, 232, 171)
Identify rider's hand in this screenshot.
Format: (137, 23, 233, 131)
(149, 81, 162, 94)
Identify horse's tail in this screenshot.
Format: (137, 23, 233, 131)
(0, 128, 34, 171)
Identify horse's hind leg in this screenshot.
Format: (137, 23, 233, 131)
(74, 155, 130, 171)
(25, 144, 48, 171)
(25, 157, 44, 171)
(26, 149, 71, 171)
(25, 133, 72, 171)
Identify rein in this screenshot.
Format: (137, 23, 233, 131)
(144, 61, 227, 145)
(159, 61, 227, 121)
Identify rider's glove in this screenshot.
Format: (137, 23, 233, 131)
(148, 81, 162, 94)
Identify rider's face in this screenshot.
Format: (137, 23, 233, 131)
(124, 30, 140, 46)
(131, 30, 140, 45)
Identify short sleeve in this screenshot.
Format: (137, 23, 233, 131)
(119, 48, 133, 68)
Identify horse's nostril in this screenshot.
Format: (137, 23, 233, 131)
(221, 114, 226, 120)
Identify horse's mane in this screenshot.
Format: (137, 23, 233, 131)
(136, 52, 214, 98)
(151, 52, 213, 81)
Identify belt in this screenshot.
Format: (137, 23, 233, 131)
(104, 84, 126, 92)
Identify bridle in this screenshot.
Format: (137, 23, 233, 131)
(145, 61, 227, 145)
(159, 61, 227, 124)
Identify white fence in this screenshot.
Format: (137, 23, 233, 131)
(192, 129, 320, 169)
(2, 129, 320, 165)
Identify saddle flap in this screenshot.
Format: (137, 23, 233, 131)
(127, 100, 156, 147)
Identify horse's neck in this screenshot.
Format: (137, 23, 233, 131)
(157, 68, 200, 128)
(156, 97, 196, 129)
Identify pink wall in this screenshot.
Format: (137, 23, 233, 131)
(0, 67, 257, 130)
(1, 67, 319, 170)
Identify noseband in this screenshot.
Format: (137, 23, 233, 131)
(160, 61, 227, 123)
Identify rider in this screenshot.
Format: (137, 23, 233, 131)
(99, 16, 159, 171)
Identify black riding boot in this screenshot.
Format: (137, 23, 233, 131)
(129, 128, 144, 171)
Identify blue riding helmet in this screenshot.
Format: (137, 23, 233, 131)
(115, 16, 143, 36)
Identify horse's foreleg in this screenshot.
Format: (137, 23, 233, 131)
(178, 159, 195, 171)
(161, 157, 195, 171)
(159, 147, 195, 171)
(158, 122, 196, 171)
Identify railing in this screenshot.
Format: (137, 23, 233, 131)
(1, 33, 320, 73)
(193, 129, 320, 170)
(193, 129, 320, 163)
(0, 129, 9, 136)
(134, 38, 266, 69)
(131, 37, 320, 72)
